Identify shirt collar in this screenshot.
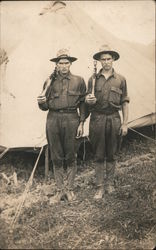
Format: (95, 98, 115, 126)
(57, 71, 71, 80)
(97, 68, 117, 79)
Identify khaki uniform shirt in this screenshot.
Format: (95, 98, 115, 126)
(39, 72, 87, 122)
(87, 69, 129, 113)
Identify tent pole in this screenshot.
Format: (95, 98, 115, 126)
(45, 145, 49, 180)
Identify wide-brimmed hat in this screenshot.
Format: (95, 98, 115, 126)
(93, 45, 120, 61)
(50, 49, 77, 62)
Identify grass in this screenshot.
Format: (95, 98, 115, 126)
(0, 133, 156, 249)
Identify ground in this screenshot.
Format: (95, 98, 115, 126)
(0, 129, 156, 250)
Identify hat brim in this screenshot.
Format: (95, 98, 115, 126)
(50, 56, 77, 63)
(93, 50, 120, 61)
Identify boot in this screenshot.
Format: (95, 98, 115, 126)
(66, 190, 76, 202)
(94, 186, 104, 200)
(49, 190, 64, 204)
(107, 182, 115, 194)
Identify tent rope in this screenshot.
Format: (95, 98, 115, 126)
(0, 148, 10, 159)
(10, 146, 44, 230)
(129, 127, 156, 142)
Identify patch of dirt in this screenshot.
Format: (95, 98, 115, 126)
(0, 136, 156, 249)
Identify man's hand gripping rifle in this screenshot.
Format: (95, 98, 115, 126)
(37, 67, 57, 104)
(85, 60, 97, 105)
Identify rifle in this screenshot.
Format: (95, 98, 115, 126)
(91, 60, 97, 96)
(37, 66, 57, 101)
(85, 60, 97, 106)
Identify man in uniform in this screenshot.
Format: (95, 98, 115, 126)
(85, 45, 129, 199)
(37, 49, 86, 203)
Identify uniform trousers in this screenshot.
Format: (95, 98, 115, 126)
(89, 111, 121, 187)
(46, 111, 80, 191)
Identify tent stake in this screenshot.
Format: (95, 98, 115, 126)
(0, 148, 9, 159)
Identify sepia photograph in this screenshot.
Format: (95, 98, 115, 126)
(0, 0, 155, 249)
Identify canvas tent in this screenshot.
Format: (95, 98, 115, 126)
(0, 1, 155, 150)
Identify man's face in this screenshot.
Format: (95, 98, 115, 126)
(57, 58, 71, 75)
(99, 53, 114, 71)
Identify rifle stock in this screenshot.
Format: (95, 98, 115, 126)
(38, 66, 57, 98)
(39, 78, 51, 97)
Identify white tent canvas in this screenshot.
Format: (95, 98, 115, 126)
(0, 1, 155, 149)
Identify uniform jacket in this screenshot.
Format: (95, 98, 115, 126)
(87, 68, 130, 113)
(38, 71, 87, 122)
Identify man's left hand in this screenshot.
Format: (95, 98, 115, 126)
(119, 124, 128, 136)
(76, 122, 84, 139)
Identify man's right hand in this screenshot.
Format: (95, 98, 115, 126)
(85, 94, 97, 105)
(37, 95, 47, 104)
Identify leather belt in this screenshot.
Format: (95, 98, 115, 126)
(50, 109, 77, 113)
(92, 110, 118, 115)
